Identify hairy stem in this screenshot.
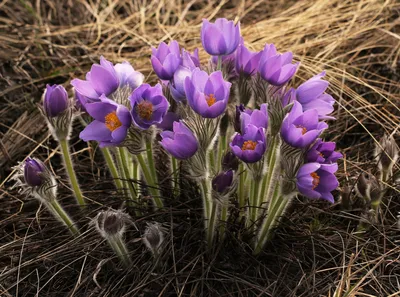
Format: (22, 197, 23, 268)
(48, 200, 80, 236)
(101, 148, 124, 192)
(137, 153, 163, 209)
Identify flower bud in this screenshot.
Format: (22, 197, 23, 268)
(355, 172, 381, 203)
(44, 84, 69, 118)
(94, 209, 130, 239)
(24, 158, 46, 187)
(143, 222, 165, 256)
(375, 134, 399, 179)
(221, 151, 239, 171)
(212, 170, 234, 194)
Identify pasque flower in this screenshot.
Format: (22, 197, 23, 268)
(114, 61, 144, 90)
(259, 43, 298, 86)
(184, 69, 231, 118)
(201, 18, 241, 56)
(281, 101, 328, 148)
(235, 44, 262, 75)
(170, 49, 200, 102)
(130, 83, 169, 129)
(240, 103, 268, 133)
(296, 72, 335, 119)
(230, 124, 266, 163)
(159, 121, 198, 159)
(212, 170, 234, 194)
(24, 158, 46, 187)
(151, 41, 182, 80)
(156, 111, 181, 131)
(43, 84, 69, 118)
(306, 139, 342, 164)
(296, 162, 339, 203)
(80, 95, 132, 147)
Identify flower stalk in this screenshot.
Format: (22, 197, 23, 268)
(101, 147, 124, 192)
(48, 199, 80, 236)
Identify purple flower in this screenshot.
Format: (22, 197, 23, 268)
(201, 18, 241, 56)
(75, 91, 95, 112)
(24, 158, 46, 187)
(71, 56, 119, 99)
(306, 139, 342, 164)
(151, 41, 182, 80)
(259, 43, 298, 86)
(296, 162, 339, 203)
(235, 44, 262, 75)
(282, 87, 296, 107)
(281, 101, 328, 148)
(212, 170, 234, 194)
(296, 72, 335, 119)
(80, 95, 131, 147)
(184, 69, 231, 118)
(170, 49, 199, 102)
(114, 61, 144, 90)
(230, 124, 266, 163)
(156, 112, 181, 131)
(130, 83, 169, 129)
(159, 121, 198, 159)
(240, 103, 268, 133)
(44, 84, 68, 117)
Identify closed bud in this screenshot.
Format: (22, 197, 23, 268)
(355, 172, 381, 203)
(94, 209, 130, 239)
(375, 134, 399, 180)
(44, 84, 69, 118)
(24, 158, 46, 187)
(212, 170, 234, 194)
(221, 151, 239, 171)
(143, 222, 165, 257)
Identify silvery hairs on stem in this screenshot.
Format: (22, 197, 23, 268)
(142, 222, 166, 258)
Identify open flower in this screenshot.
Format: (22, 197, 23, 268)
(159, 121, 198, 159)
(80, 95, 131, 147)
(43, 84, 69, 118)
(259, 44, 298, 86)
(130, 83, 169, 129)
(235, 44, 262, 75)
(281, 101, 328, 148)
(24, 158, 46, 187)
(240, 103, 268, 132)
(201, 18, 241, 56)
(296, 162, 339, 203)
(296, 72, 335, 120)
(184, 69, 231, 118)
(151, 41, 182, 80)
(306, 139, 342, 164)
(230, 124, 266, 163)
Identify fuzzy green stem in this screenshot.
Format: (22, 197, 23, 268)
(171, 156, 180, 197)
(238, 163, 247, 215)
(207, 199, 219, 249)
(49, 200, 80, 236)
(137, 153, 163, 209)
(146, 141, 158, 188)
(217, 56, 223, 71)
(108, 235, 131, 267)
(217, 135, 227, 172)
(101, 148, 124, 192)
(59, 138, 85, 207)
(248, 177, 261, 229)
(218, 202, 228, 241)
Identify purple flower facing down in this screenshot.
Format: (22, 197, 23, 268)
(156, 112, 181, 131)
(24, 158, 46, 187)
(240, 103, 268, 133)
(230, 124, 266, 163)
(296, 162, 339, 203)
(281, 101, 328, 148)
(296, 72, 335, 119)
(184, 69, 231, 118)
(259, 43, 298, 86)
(130, 83, 169, 129)
(151, 41, 182, 80)
(170, 49, 199, 102)
(160, 121, 198, 159)
(235, 44, 262, 75)
(212, 170, 234, 194)
(80, 95, 131, 147)
(114, 61, 144, 90)
(44, 84, 68, 118)
(282, 87, 296, 107)
(306, 139, 343, 164)
(201, 18, 241, 56)
(71, 56, 119, 100)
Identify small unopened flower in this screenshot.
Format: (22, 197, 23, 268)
(44, 84, 68, 118)
(240, 103, 268, 132)
(296, 72, 335, 120)
(235, 44, 262, 76)
(114, 61, 144, 90)
(130, 83, 169, 129)
(156, 111, 181, 131)
(306, 139, 342, 164)
(184, 69, 231, 118)
(259, 43, 298, 86)
(355, 172, 381, 203)
(24, 157, 46, 187)
(143, 222, 165, 257)
(212, 170, 234, 194)
(160, 121, 198, 159)
(151, 41, 182, 80)
(80, 95, 132, 147)
(281, 101, 328, 148)
(230, 124, 266, 163)
(296, 162, 339, 203)
(282, 87, 296, 107)
(375, 134, 399, 180)
(221, 151, 239, 171)
(201, 18, 241, 56)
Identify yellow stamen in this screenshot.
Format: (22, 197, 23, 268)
(136, 101, 154, 120)
(206, 94, 216, 107)
(105, 111, 122, 131)
(242, 140, 257, 151)
(310, 172, 320, 189)
(296, 125, 307, 135)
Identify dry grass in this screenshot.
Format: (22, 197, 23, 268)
(1, 0, 400, 296)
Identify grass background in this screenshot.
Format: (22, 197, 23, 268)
(1, 0, 400, 296)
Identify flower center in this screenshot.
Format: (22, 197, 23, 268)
(206, 94, 217, 107)
(136, 101, 154, 120)
(242, 140, 257, 151)
(105, 111, 122, 131)
(310, 172, 320, 189)
(296, 125, 307, 135)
